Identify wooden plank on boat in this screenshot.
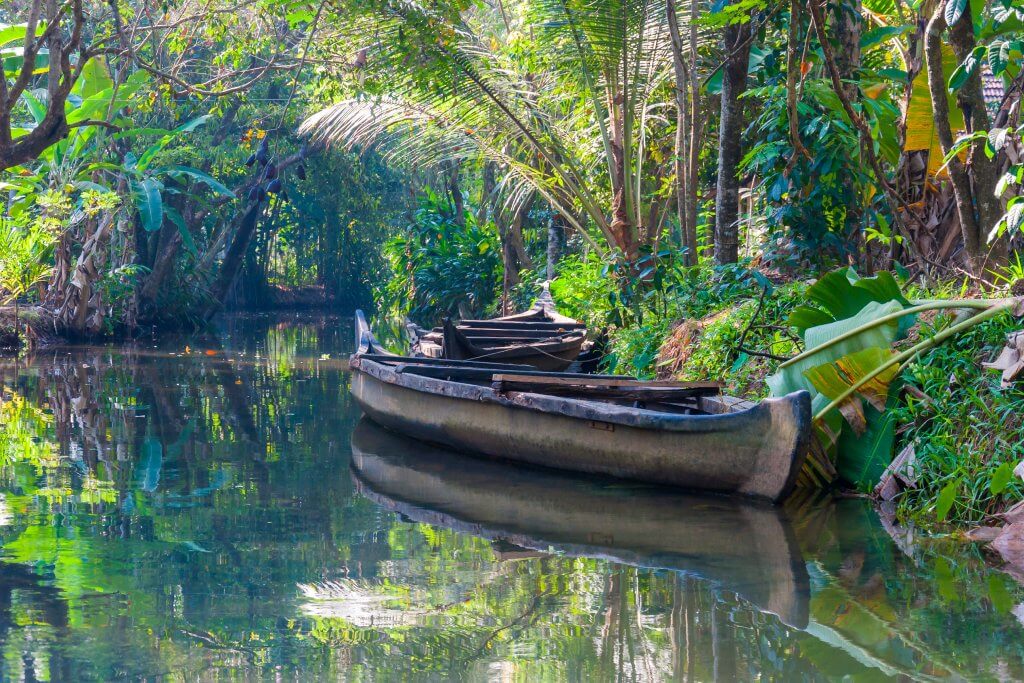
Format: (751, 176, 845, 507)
(492, 374, 723, 390)
(458, 320, 587, 330)
(458, 334, 567, 343)
(492, 374, 722, 400)
(359, 354, 527, 371)
(390, 363, 633, 382)
(458, 329, 572, 339)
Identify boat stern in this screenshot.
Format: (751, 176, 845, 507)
(737, 390, 812, 502)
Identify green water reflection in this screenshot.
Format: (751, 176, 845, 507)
(0, 313, 1021, 680)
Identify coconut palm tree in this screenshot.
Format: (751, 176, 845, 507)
(302, 0, 682, 266)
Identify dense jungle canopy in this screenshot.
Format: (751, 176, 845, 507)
(1, 0, 1021, 331)
(2, 0, 1024, 515)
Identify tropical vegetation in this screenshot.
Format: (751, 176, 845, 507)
(0, 0, 1023, 528)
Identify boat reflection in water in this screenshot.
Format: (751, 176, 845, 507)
(349, 419, 810, 629)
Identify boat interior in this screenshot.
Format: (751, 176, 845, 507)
(357, 353, 736, 416)
(420, 318, 587, 348)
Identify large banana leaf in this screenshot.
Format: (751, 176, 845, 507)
(768, 299, 905, 397)
(835, 382, 902, 488)
(132, 178, 164, 233)
(788, 268, 909, 336)
(0, 23, 30, 48)
(768, 298, 907, 489)
(74, 57, 112, 99)
(805, 346, 900, 435)
(903, 44, 965, 176)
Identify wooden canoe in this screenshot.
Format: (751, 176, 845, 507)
(410, 283, 588, 371)
(352, 311, 812, 502)
(440, 317, 586, 371)
(349, 419, 811, 628)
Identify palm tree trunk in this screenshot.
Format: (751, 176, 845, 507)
(947, 0, 1006, 272)
(686, 0, 702, 262)
(667, 0, 696, 266)
(546, 214, 565, 280)
(714, 19, 754, 265)
(833, 0, 865, 266)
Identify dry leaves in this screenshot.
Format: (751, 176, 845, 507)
(982, 330, 1024, 388)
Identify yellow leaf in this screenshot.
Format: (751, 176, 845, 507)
(804, 346, 900, 433)
(903, 44, 966, 177)
(863, 82, 887, 99)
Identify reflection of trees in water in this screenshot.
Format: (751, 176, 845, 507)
(0, 323, 360, 678)
(295, 497, 1024, 681)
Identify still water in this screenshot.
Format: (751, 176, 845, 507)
(0, 314, 1022, 681)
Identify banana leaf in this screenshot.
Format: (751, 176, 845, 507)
(788, 268, 910, 336)
(768, 299, 905, 398)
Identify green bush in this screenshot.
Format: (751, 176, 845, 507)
(549, 252, 804, 384)
(376, 189, 501, 324)
(892, 312, 1024, 526)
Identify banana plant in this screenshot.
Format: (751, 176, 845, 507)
(769, 267, 1021, 490)
(118, 116, 234, 253)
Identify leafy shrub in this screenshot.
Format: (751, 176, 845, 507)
(892, 312, 1024, 526)
(664, 283, 805, 396)
(0, 216, 55, 306)
(376, 189, 501, 324)
(547, 250, 802, 380)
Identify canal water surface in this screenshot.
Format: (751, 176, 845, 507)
(0, 314, 1022, 680)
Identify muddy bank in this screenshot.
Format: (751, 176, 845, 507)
(0, 306, 59, 354)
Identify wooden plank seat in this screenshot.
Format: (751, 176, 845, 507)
(457, 328, 577, 339)
(387, 362, 633, 383)
(491, 374, 722, 401)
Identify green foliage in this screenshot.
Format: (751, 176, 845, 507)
(892, 311, 1024, 525)
(767, 268, 915, 489)
(0, 217, 55, 304)
(656, 282, 805, 395)
(742, 73, 900, 265)
(547, 251, 803, 381)
(377, 189, 501, 324)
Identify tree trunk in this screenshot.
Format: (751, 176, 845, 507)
(498, 196, 534, 314)
(448, 162, 465, 227)
(686, 0, 702, 263)
(546, 214, 565, 280)
(53, 214, 116, 336)
(139, 231, 181, 307)
(947, 0, 1006, 270)
(667, 0, 696, 266)
(508, 196, 533, 271)
(478, 161, 496, 227)
(925, 2, 1004, 276)
(607, 90, 638, 262)
(714, 19, 753, 264)
(209, 199, 264, 308)
(833, 0, 865, 266)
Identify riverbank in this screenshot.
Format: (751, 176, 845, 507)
(578, 270, 1024, 535)
(0, 305, 58, 353)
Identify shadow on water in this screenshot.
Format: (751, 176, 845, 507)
(0, 313, 1021, 679)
